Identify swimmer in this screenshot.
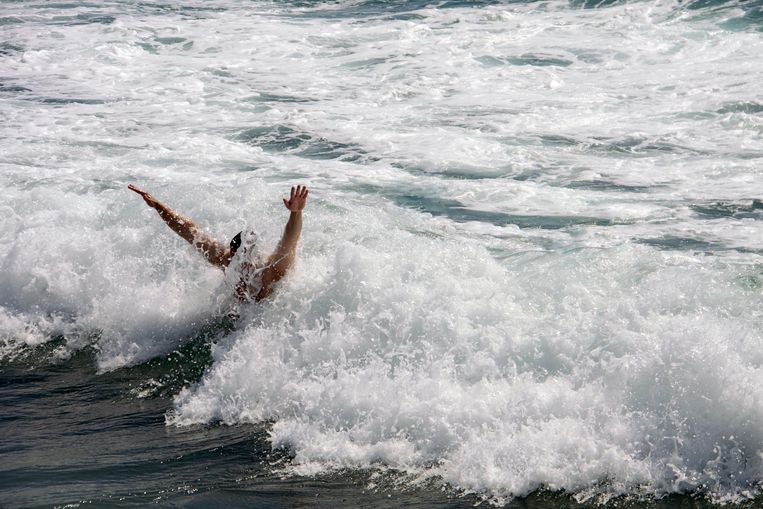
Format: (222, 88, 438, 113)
(128, 184, 308, 302)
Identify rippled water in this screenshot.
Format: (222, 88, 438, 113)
(1, 0, 762, 506)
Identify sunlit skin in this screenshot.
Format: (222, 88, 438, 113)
(128, 184, 308, 302)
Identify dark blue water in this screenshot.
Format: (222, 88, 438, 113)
(1, 341, 482, 508)
(0, 348, 727, 507)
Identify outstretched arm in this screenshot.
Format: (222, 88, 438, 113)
(256, 185, 308, 301)
(128, 184, 231, 269)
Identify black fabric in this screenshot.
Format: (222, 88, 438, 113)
(229, 231, 242, 253)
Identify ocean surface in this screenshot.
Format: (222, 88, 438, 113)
(1, 0, 762, 507)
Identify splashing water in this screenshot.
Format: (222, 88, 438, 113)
(1, 0, 762, 504)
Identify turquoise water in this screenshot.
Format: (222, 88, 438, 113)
(1, 0, 762, 506)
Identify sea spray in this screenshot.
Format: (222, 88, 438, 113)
(171, 201, 763, 501)
(1, 0, 761, 503)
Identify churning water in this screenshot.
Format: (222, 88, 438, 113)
(1, 0, 762, 506)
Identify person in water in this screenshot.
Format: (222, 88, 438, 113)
(128, 184, 308, 302)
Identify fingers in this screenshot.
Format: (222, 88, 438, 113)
(128, 184, 159, 210)
(284, 185, 309, 210)
(290, 185, 308, 197)
(286, 185, 309, 198)
(128, 184, 153, 203)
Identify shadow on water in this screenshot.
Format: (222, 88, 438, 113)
(243, 92, 317, 104)
(691, 200, 763, 220)
(639, 235, 729, 252)
(719, 7, 763, 32)
(391, 161, 513, 181)
(511, 164, 658, 193)
(37, 97, 109, 105)
(639, 235, 763, 256)
(716, 101, 763, 115)
(50, 13, 116, 25)
(236, 124, 375, 163)
(0, 42, 24, 56)
(354, 183, 617, 229)
(563, 179, 653, 193)
(0, 83, 31, 93)
(283, 0, 496, 19)
(475, 54, 574, 67)
(538, 134, 711, 158)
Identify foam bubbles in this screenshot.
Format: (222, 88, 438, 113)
(171, 200, 763, 502)
(2, 0, 762, 503)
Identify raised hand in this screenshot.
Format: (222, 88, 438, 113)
(282, 185, 309, 212)
(128, 184, 160, 209)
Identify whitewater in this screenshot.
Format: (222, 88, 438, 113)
(1, 0, 762, 505)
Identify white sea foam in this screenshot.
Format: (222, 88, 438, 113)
(2, 0, 762, 502)
(171, 201, 763, 502)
